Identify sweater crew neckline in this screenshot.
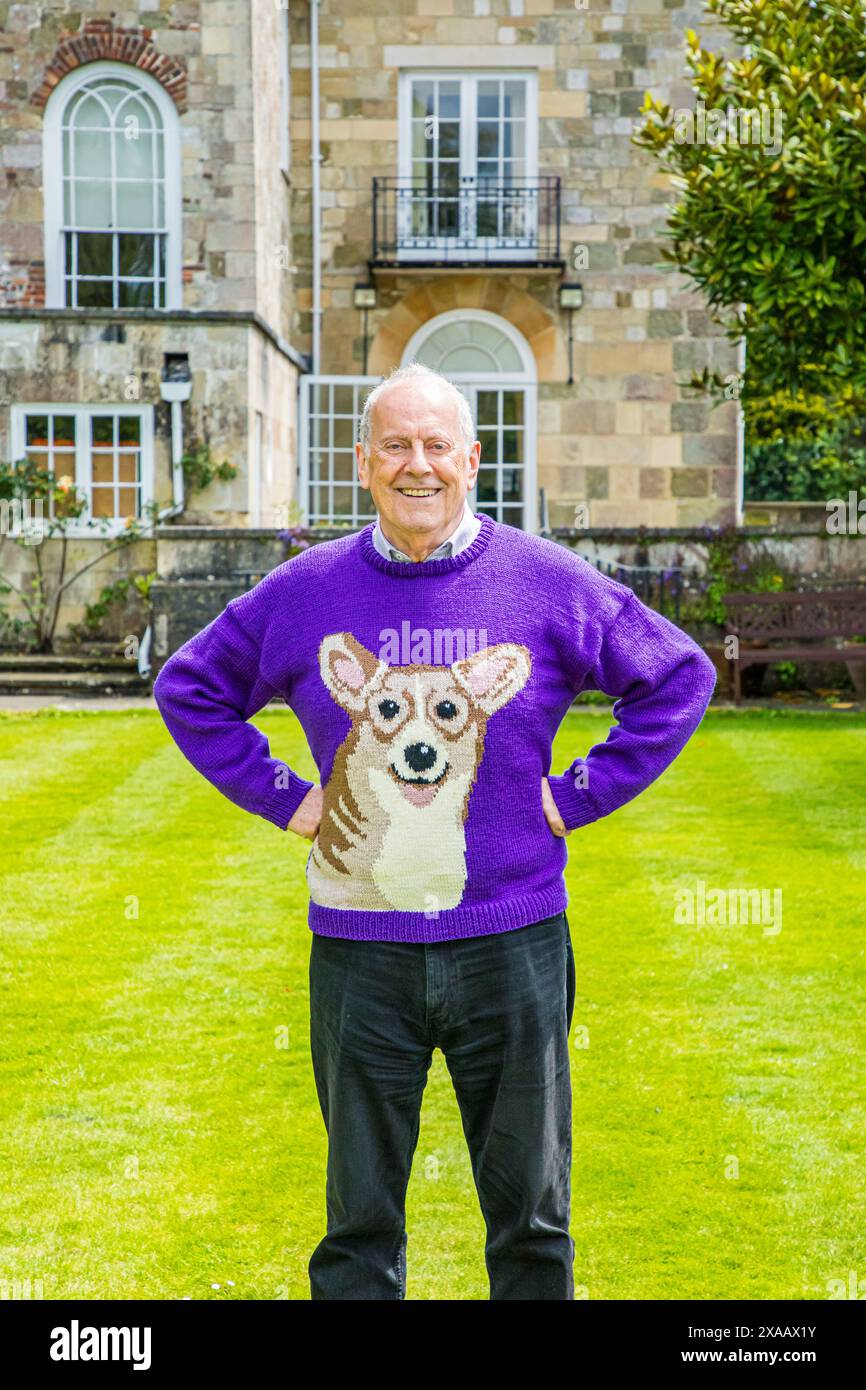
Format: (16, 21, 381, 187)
(358, 510, 496, 578)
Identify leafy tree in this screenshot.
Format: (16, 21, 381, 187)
(634, 0, 866, 407)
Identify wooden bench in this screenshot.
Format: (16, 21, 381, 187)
(723, 590, 866, 704)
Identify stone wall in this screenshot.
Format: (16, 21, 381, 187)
(0, 533, 157, 644)
(1, 3, 275, 313)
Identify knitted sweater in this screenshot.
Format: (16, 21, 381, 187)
(153, 514, 717, 943)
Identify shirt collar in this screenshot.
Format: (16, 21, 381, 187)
(371, 499, 482, 563)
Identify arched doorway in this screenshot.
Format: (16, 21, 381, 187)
(402, 309, 537, 530)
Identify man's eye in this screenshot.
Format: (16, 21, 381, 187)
(436, 700, 457, 719)
(378, 699, 400, 719)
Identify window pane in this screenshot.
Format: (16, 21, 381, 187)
(117, 234, 155, 277)
(332, 386, 356, 414)
(25, 415, 50, 446)
(118, 417, 141, 445)
(77, 233, 114, 277)
(332, 451, 354, 482)
(412, 82, 434, 119)
(502, 393, 524, 427)
(332, 416, 354, 450)
(412, 120, 429, 159)
(72, 93, 109, 127)
(438, 162, 459, 194)
(53, 416, 76, 446)
(115, 130, 155, 180)
(92, 455, 115, 484)
(119, 280, 157, 308)
(438, 122, 459, 159)
(476, 469, 498, 502)
(477, 123, 499, 160)
(91, 416, 114, 446)
(115, 91, 156, 134)
(332, 486, 354, 517)
(73, 127, 111, 177)
(76, 279, 114, 307)
(503, 81, 526, 118)
(502, 466, 522, 500)
(438, 85, 460, 119)
(117, 182, 156, 229)
(71, 180, 112, 227)
(91, 487, 115, 518)
(118, 487, 139, 517)
(502, 429, 521, 464)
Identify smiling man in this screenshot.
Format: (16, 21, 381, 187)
(153, 361, 717, 1301)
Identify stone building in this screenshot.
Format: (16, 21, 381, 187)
(0, 0, 739, 653)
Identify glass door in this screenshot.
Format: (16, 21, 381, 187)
(398, 74, 536, 260)
(472, 387, 526, 529)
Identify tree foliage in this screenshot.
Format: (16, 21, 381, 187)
(634, 0, 866, 407)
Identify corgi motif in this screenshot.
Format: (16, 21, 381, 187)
(308, 632, 532, 912)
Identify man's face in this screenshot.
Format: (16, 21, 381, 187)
(356, 380, 480, 545)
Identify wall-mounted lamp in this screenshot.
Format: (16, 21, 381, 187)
(353, 282, 377, 374)
(559, 282, 583, 386)
(160, 353, 192, 514)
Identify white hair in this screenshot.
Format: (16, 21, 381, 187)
(358, 361, 476, 453)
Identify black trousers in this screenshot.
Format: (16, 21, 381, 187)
(308, 910, 576, 1300)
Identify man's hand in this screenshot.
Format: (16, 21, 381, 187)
(541, 776, 569, 838)
(288, 784, 323, 840)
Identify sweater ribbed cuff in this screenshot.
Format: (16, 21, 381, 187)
(259, 774, 316, 831)
(546, 770, 603, 833)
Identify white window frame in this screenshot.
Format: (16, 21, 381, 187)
(42, 60, 183, 310)
(401, 309, 537, 531)
(397, 70, 538, 262)
(10, 403, 156, 538)
(298, 375, 380, 527)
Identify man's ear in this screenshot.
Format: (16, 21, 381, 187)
(452, 643, 531, 716)
(319, 632, 387, 712)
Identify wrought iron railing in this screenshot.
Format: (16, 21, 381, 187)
(371, 176, 562, 265)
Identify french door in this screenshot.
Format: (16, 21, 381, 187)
(397, 72, 538, 260)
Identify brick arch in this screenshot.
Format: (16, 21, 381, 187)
(368, 278, 566, 381)
(30, 18, 187, 113)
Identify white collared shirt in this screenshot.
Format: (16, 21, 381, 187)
(371, 499, 483, 563)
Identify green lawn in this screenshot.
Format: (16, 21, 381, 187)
(1, 706, 864, 1301)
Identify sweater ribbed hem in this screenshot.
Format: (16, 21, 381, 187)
(546, 770, 603, 832)
(357, 510, 496, 578)
(308, 883, 568, 943)
(259, 775, 316, 831)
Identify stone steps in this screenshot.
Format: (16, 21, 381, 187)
(0, 653, 150, 696)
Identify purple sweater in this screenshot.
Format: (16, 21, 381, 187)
(153, 514, 716, 943)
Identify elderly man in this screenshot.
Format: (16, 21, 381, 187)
(154, 362, 716, 1301)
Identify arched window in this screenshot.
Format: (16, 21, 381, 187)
(402, 310, 537, 530)
(43, 61, 182, 309)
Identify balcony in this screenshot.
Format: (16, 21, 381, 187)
(370, 176, 563, 270)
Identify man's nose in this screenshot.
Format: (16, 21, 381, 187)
(404, 442, 433, 473)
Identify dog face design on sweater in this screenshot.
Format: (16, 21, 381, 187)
(307, 632, 531, 913)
